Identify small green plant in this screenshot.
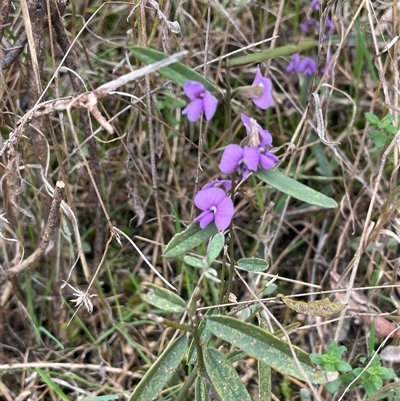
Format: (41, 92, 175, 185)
(311, 342, 397, 397)
(310, 341, 352, 393)
(352, 356, 396, 397)
(365, 112, 398, 149)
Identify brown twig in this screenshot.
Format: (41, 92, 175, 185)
(1, 181, 65, 283)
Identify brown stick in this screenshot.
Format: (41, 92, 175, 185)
(1, 181, 65, 283)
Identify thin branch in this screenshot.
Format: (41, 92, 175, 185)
(1, 181, 65, 282)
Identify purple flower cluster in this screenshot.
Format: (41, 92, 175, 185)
(299, 17, 335, 35)
(181, 68, 278, 231)
(288, 0, 336, 76)
(219, 114, 278, 180)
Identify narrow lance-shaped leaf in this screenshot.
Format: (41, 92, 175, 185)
(207, 233, 224, 265)
(229, 41, 317, 66)
(204, 348, 253, 401)
(207, 315, 327, 384)
(195, 376, 208, 401)
(130, 47, 217, 92)
(36, 369, 70, 401)
(128, 335, 188, 401)
(142, 283, 186, 313)
(164, 222, 218, 258)
(277, 294, 346, 317)
(255, 168, 337, 208)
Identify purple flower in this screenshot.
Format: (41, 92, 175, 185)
(300, 18, 319, 33)
(202, 179, 233, 192)
(251, 67, 274, 110)
(286, 54, 301, 73)
(311, 0, 320, 10)
(287, 54, 317, 75)
(325, 17, 335, 35)
(195, 188, 234, 230)
(182, 81, 218, 122)
(241, 113, 273, 147)
(299, 57, 317, 75)
(219, 144, 260, 180)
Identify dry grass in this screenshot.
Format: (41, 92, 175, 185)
(1, 0, 400, 400)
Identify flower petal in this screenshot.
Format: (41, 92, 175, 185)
(196, 210, 215, 229)
(241, 113, 252, 133)
(203, 179, 233, 191)
(259, 152, 279, 170)
(194, 187, 226, 210)
(214, 197, 234, 231)
(203, 91, 218, 120)
(252, 77, 274, 110)
(183, 81, 205, 100)
(259, 128, 273, 147)
(325, 17, 335, 35)
(252, 67, 264, 86)
(298, 57, 317, 75)
(311, 0, 320, 10)
(182, 99, 204, 122)
(286, 53, 301, 73)
(219, 144, 244, 174)
(243, 146, 260, 171)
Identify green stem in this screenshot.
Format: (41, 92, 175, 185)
(224, 61, 236, 304)
(174, 368, 198, 401)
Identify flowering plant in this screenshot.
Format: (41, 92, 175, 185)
(130, 44, 339, 401)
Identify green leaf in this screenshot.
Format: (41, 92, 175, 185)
(255, 169, 337, 208)
(184, 255, 208, 269)
(207, 315, 327, 384)
(195, 376, 208, 401)
(369, 130, 387, 149)
(258, 359, 272, 401)
(38, 326, 64, 349)
(131, 47, 217, 92)
(142, 283, 186, 313)
(128, 335, 188, 401)
(237, 257, 269, 272)
(365, 112, 380, 126)
(381, 114, 394, 126)
(36, 369, 70, 401)
(336, 361, 352, 372)
(164, 222, 218, 258)
(207, 233, 224, 265)
(229, 41, 317, 66)
(384, 124, 398, 135)
(204, 348, 253, 401)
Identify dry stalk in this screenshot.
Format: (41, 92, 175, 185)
(1, 181, 65, 283)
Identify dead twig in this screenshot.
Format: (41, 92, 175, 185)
(1, 181, 65, 283)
